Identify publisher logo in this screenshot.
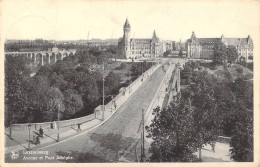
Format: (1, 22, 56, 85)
(10, 150, 19, 160)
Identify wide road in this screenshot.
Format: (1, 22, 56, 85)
(17, 61, 170, 163)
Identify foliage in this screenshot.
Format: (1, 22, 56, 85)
(230, 107, 253, 162)
(5, 46, 124, 123)
(213, 44, 238, 65)
(105, 71, 121, 95)
(146, 99, 199, 162)
(163, 50, 172, 57)
(5, 55, 31, 125)
(114, 62, 126, 70)
(189, 71, 223, 155)
(63, 89, 84, 119)
(130, 61, 153, 77)
(178, 61, 253, 161)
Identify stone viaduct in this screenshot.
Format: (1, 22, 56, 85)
(5, 49, 77, 66)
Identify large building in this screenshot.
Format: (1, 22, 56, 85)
(186, 31, 254, 62)
(118, 19, 165, 59)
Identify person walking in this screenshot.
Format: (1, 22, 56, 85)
(39, 126, 44, 137)
(36, 135, 40, 145)
(77, 123, 81, 132)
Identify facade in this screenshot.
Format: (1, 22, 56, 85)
(118, 19, 164, 59)
(186, 31, 254, 62)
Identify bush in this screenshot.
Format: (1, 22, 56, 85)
(248, 55, 253, 60)
(120, 63, 126, 69)
(114, 62, 127, 70)
(236, 66, 243, 74)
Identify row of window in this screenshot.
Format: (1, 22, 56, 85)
(131, 46, 150, 50)
(132, 51, 151, 54)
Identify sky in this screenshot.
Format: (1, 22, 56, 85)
(1, 0, 259, 42)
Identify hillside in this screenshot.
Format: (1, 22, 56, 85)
(201, 63, 253, 81)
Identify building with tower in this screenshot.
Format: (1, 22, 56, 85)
(186, 31, 254, 62)
(118, 18, 164, 59)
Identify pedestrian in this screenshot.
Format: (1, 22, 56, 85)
(33, 136, 36, 144)
(36, 135, 40, 145)
(39, 126, 44, 137)
(114, 101, 117, 110)
(211, 141, 216, 153)
(77, 123, 81, 132)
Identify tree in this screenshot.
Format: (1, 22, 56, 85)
(226, 45, 238, 64)
(45, 87, 65, 121)
(27, 75, 52, 122)
(63, 89, 83, 119)
(49, 72, 68, 92)
(213, 44, 238, 65)
(5, 55, 31, 126)
(230, 104, 253, 161)
(146, 98, 198, 162)
(105, 71, 121, 95)
(189, 71, 223, 160)
(163, 50, 171, 57)
(37, 65, 52, 78)
(213, 43, 226, 64)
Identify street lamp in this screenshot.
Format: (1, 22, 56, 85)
(111, 95, 114, 113)
(102, 61, 105, 121)
(28, 124, 31, 150)
(57, 104, 60, 142)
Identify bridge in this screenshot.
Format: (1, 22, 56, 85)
(5, 49, 76, 66)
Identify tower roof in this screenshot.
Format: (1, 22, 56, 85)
(191, 31, 196, 39)
(247, 35, 253, 43)
(152, 30, 159, 41)
(124, 18, 131, 28)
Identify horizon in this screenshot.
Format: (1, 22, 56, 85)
(1, 1, 259, 42)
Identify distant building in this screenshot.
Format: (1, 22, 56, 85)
(175, 39, 185, 51)
(118, 18, 164, 59)
(186, 31, 254, 62)
(162, 40, 173, 53)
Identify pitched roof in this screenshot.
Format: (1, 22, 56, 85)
(197, 38, 221, 44)
(224, 38, 248, 46)
(131, 38, 151, 43)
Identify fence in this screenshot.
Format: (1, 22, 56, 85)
(10, 59, 165, 131)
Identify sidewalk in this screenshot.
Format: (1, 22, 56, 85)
(5, 119, 102, 154)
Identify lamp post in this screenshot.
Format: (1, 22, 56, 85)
(140, 108, 146, 162)
(57, 104, 60, 142)
(102, 61, 105, 121)
(28, 124, 31, 150)
(111, 95, 114, 113)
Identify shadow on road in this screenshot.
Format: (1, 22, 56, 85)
(5, 133, 28, 150)
(54, 133, 138, 162)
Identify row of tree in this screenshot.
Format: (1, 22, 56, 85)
(146, 61, 253, 162)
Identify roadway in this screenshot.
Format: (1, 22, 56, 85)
(9, 59, 171, 163)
